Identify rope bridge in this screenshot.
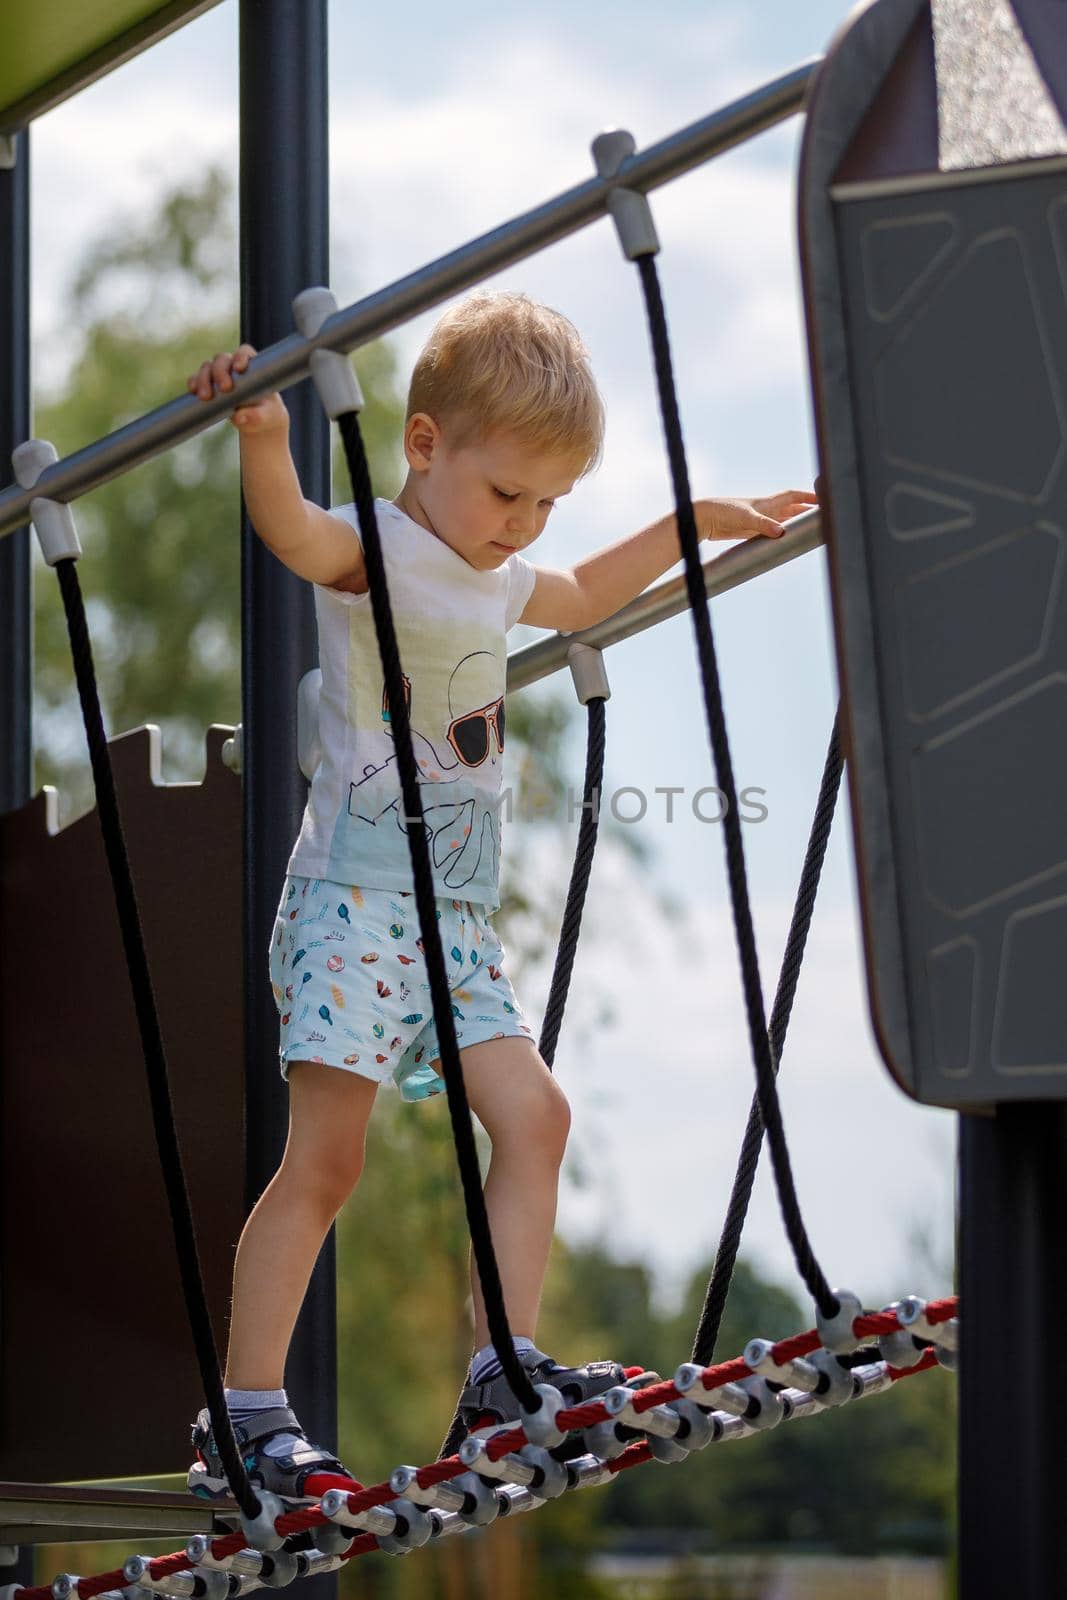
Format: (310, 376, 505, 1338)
(5, 90, 958, 1600)
(6, 1296, 956, 1599)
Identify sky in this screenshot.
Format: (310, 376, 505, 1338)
(26, 0, 956, 1321)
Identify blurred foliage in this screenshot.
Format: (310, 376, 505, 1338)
(30, 169, 954, 1600)
(32, 167, 400, 814)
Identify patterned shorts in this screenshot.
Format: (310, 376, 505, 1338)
(268, 874, 535, 1101)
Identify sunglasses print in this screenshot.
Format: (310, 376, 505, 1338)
(381, 673, 412, 724)
(447, 696, 505, 767)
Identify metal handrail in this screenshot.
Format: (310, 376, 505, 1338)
(0, 59, 818, 540)
(285, 513, 823, 783)
(507, 509, 823, 691)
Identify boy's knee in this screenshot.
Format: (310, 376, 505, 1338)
(295, 1146, 366, 1217)
(521, 1072, 571, 1162)
(453, 1039, 571, 1161)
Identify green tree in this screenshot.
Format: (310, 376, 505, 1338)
(31, 167, 403, 817)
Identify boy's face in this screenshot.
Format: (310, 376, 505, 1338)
(400, 414, 583, 568)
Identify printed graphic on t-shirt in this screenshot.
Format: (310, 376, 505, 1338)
(287, 499, 537, 912)
(331, 613, 507, 893)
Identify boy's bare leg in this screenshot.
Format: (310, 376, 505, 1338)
(440, 1036, 571, 1348)
(225, 1062, 378, 1391)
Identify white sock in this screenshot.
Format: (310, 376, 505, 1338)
(470, 1336, 545, 1387)
(225, 1387, 305, 1459)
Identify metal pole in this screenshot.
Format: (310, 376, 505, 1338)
(0, 130, 31, 812)
(0, 125, 36, 1595)
(239, 9, 336, 1594)
(958, 1105, 1067, 1597)
(0, 60, 817, 540)
(507, 508, 823, 693)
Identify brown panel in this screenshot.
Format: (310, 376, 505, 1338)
(0, 725, 246, 1481)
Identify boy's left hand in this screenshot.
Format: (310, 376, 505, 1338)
(697, 489, 820, 542)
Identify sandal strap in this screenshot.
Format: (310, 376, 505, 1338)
(461, 1356, 624, 1420)
(231, 1407, 303, 1446)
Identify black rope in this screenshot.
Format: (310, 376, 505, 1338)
(633, 252, 838, 1320)
(437, 694, 606, 1460)
(538, 696, 606, 1069)
(691, 714, 844, 1365)
(335, 410, 539, 1415)
(54, 557, 261, 1523)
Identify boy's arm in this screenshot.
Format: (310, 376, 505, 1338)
(519, 511, 696, 631)
(240, 430, 367, 591)
(187, 346, 366, 589)
(518, 493, 816, 631)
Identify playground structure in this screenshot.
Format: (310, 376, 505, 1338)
(0, 2, 1064, 1597)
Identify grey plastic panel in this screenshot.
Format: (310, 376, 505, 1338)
(833, 161, 1067, 1105)
(801, 0, 1067, 1106)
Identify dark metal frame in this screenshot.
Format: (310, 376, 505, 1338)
(237, 21, 337, 1600)
(0, 117, 34, 1600)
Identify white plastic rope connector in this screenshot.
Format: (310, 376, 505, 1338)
(816, 1288, 864, 1355)
(183, 1538, 231, 1574)
(123, 1557, 230, 1600)
(374, 1498, 434, 1557)
(743, 1338, 821, 1393)
(567, 640, 610, 705)
(318, 1486, 398, 1539)
(599, 1383, 690, 1465)
(458, 1434, 538, 1486)
(673, 1361, 750, 1418)
(736, 1376, 785, 1432)
(808, 1348, 854, 1409)
(877, 1301, 925, 1371)
(600, 1384, 684, 1441)
(12, 440, 81, 565)
(898, 1295, 959, 1352)
(301, 1520, 352, 1558)
(389, 1464, 463, 1514)
(292, 287, 364, 419)
(238, 1489, 287, 1552)
(520, 1380, 568, 1448)
(390, 1463, 500, 1526)
(254, 1551, 301, 1589)
(591, 129, 660, 261)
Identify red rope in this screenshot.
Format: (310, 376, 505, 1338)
(888, 1348, 940, 1381)
(768, 1330, 822, 1365)
(19, 1297, 957, 1600)
(607, 1441, 654, 1475)
(415, 1455, 467, 1489)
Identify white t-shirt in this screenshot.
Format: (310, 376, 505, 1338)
(287, 497, 538, 913)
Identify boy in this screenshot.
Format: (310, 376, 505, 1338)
(185, 290, 816, 1500)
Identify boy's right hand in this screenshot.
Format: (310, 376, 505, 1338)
(186, 344, 289, 436)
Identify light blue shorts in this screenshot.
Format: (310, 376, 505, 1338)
(268, 874, 535, 1101)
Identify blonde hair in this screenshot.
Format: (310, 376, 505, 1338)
(407, 290, 604, 476)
